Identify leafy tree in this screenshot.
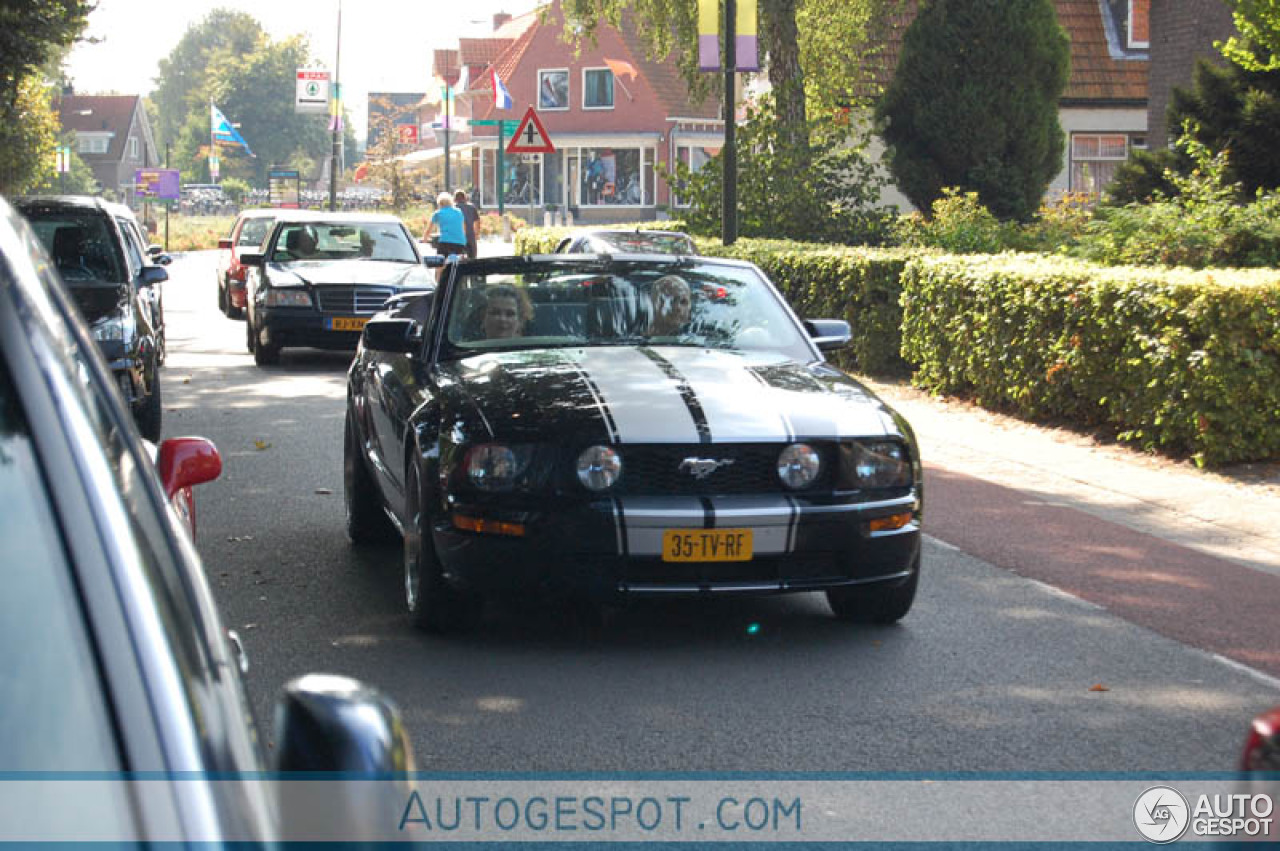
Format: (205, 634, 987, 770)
(1109, 58, 1280, 203)
(361, 95, 417, 212)
(154, 12, 355, 187)
(0, 0, 91, 194)
(875, 0, 1069, 221)
(30, 131, 101, 195)
(667, 92, 892, 243)
(1220, 0, 1280, 71)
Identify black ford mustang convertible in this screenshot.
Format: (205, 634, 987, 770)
(345, 253, 923, 631)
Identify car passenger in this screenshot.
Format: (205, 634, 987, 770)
(480, 285, 533, 340)
(647, 274, 692, 336)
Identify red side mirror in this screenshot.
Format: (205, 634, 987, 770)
(157, 437, 222, 499)
(218, 237, 234, 250)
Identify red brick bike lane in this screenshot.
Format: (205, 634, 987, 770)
(926, 466, 1280, 679)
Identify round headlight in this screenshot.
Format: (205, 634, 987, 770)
(577, 445, 622, 491)
(853, 441, 911, 488)
(777, 443, 821, 490)
(466, 444, 520, 491)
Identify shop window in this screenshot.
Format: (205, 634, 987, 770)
(580, 148, 640, 205)
(673, 144, 720, 207)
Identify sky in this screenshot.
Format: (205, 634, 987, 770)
(64, 0, 544, 140)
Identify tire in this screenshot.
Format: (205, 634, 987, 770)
(251, 318, 281, 366)
(217, 279, 227, 315)
(135, 366, 163, 442)
(826, 555, 919, 624)
(344, 411, 397, 545)
(403, 464, 482, 633)
(245, 312, 256, 353)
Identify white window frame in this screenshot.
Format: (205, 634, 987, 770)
(582, 67, 615, 111)
(128, 137, 139, 160)
(537, 68, 570, 112)
(1070, 132, 1130, 195)
(77, 133, 111, 155)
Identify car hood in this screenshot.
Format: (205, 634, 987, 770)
(266, 259, 433, 289)
(438, 346, 903, 444)
(67, 282, 129, 324)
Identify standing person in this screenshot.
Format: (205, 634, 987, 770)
(425, 192, 468, 282)
(454, 189, 480, 259)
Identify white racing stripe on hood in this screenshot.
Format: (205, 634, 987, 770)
(657, 348, 802, 441)
(569, 348, 700, 444)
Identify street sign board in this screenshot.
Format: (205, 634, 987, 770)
(397, 124, 419, 145)
(135, 168, 180, 200)
(471, 119, 522, 132)
(296, 69, 331, 115)
(268, 167, 301, 208)
(506, 106, 555, 154)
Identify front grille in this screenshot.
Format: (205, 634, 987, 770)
(613, 443, 831, 496)
(315, 286, 396, 314)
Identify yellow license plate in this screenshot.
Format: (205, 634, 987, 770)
(328, 316, 367, 332)
(661, 528, 753, 562)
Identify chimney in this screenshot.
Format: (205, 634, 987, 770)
(493, 12, 511, 31)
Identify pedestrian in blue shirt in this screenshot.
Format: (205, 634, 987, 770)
(426, 192, 468, 281)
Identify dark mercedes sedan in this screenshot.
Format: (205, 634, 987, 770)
(240, 211, 434, 365)
(345, 253, 923, 632)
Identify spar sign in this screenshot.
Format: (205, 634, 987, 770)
(296, 69, 330, 115)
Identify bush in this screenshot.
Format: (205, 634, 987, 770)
(900, 253, 1280, 465)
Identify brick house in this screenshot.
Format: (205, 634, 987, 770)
(56, 93, 160, 204)
(1147, 0, 1237, 150)
(867, 0, 1153, 208)
(421, 2, 722, 222)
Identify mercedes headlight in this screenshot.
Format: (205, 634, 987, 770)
(464, 444, 529, 492)
(91, 314, 134, 343)
(576, 445, 622, 492)
(264, 287, 312, 307)
(777, 443, 821, 490)
(841, 440, 912, 489)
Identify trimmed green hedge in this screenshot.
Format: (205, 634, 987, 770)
(901, 254, 1280, 466)
(514, 226, 1280, 464)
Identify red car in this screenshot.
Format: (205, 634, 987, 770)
(217, 208, 275, 318)
(1241, 705, 1280, 770)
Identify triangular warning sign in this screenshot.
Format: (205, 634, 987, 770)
(506, 106, 555, 154)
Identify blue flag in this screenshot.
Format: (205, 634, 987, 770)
(211, 103, 255, 157)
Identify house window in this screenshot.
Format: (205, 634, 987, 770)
(581, 147, 640, 205)
(583, 69, 614, 110)
(673, 144, 720, 207)
(480, 147, 542, 207)
(538, 69, 569, 111)
(1128, 0, 1150, 49)
(128, 137, 139, 160)
(77, 134, 109, 154)
(1071, 133, 1130, 195)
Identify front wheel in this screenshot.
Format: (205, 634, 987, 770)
(344, 411, 397, 545)
(251, 318, 281, 366)
(135, 367, 163, 442)
(403, 465, 482, 633)
(826, 555, 919, 624)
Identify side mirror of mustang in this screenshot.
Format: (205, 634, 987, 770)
(238, 251, 264, 267)
(804, 319, 852, 352)
(421, 254, 445, 268)
(362, 317, 419, 353)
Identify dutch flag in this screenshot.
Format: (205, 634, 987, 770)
(491, 69, 513, 110)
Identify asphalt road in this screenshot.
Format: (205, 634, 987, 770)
(161, 249, 1279, 772)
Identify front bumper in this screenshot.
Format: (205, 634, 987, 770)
(432, 492, 921, 599)
(257, 306, 365, 351)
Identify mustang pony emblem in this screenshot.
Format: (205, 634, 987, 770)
(679, 457, 736, 480)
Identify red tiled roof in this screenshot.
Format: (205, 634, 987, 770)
(460, 37, 512, 67)
(56, 95, 139, 161)
(863, 0, 1147, 103)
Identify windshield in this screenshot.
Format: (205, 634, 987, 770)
(271, 221, 417, 263)
(23, 210, 126, 285)
(441, 259, 815, 362)
(591, 231, 695, 255)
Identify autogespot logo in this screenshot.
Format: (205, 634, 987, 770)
(1134, 786, 1190, 843)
